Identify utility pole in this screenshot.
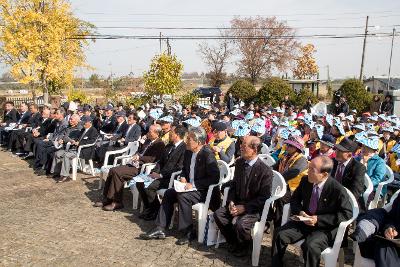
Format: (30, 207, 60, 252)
(387, 28, 396, 91)
(359, 16, 369, 81)
(166, 38, 171, 55)
(159, 32, 162, 53)
(109, 62, 113, 90)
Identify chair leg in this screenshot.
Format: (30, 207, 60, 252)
(131, 187, 139, 210)
(89, 160, 95, 176)
(338, 248, 345, 267)
(98, 172, 103, 190)
(71, 158, 77, 181)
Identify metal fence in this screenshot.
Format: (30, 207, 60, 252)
(5, 96, 44, 107)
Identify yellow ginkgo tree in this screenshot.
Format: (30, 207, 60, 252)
(0, 0, 94, 103)
(292, 43, 319, 80)
(143, 52, 184, 99)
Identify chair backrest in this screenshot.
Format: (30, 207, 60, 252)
(363, 174, 373, 207)
(331, 188, 359, 252)
(258, 153, 276, 167)
(383, 188, 400, 212)
(217, 160, 231, 184)
(370, 165, 395, 209)
(127, 141, 139, 156)
(271, 171, 287, 198)
(260, 143, 270, 154)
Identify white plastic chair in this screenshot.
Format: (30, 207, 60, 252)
(192, 160, 233, 243)
(363, 174, 373, 209)
(251, 171, 287, 266)
(353, 189, 400, 267)
(281, 188, 359, 267)
(129, 162, 156, 210)
(258, 153, 276, 167)
(71, 142, 97, 181)
(98, 141, 139, 189)
(156, 170, 183, 198)
(260, 143, 270, 154)
(368, 165, 394, 209)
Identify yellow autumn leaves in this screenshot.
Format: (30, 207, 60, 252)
(143, 53, 184, 97)
(0, 0, 94, 98)
(292, 44, 319, 80)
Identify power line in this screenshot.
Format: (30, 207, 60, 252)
(78, 10, 398, 17)
(70, 32, 399, 41)
(94, 25, 397, 30)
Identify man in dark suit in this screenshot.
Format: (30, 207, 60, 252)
(140, 127, 220, 245)
(16, 108, 56, 158)
(1, 101, 19, 125)
(8, 103, 41, 152)
(99, 105, 117, 134)
(272, 156, 353, 267)
(33, 108, 69, 173)
(332, 137, 366, 209)
(136, 125, 187, 220)
(214, 136, 273, 257)
(53, 115, 98, 182)
(96, 124, 165, 210)
(1, 102, 30, 149)
(0, 101, 19, 145)
(95, 110, 129, 164)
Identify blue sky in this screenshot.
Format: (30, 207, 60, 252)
(11, 0, 400, 80)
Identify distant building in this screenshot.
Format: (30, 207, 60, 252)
(364, 76, 400, 94)
(284, 78, 321, 95)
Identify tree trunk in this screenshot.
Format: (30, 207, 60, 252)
(43, 81, 49, 105)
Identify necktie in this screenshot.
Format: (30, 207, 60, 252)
(335, 163, 345, 182)
(308, 185, 319, 215)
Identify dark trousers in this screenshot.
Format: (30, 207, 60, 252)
(360, 238, 400, 267)
(273, 187, 291, 226)
(103, 165, 139, 202)
(0, 127, 8, 144)
(7, 129, 21, 150)
(34, 140, 55, 169)
(136, 178, 169, 211)
(23, 134, 41, 152)
(14, 131, 31, 151)
(272, 221, 332, 267)
(155, 188, 204, 231)
(213, 206, 260, 244)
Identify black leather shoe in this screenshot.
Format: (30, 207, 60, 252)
(138, 208, 152, 219)
(142, 212, 157, 221)
(233, 243, 250, 257)
(176, 230, 197, 245)
(139, 227, 166, 240)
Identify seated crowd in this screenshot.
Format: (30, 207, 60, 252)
(1, 97, 400, 267)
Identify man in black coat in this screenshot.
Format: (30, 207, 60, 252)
(95, 110, 129, 164)
(99, 105, 117, 134)
(33, 108, 69, 172)
(380, 95, 394, 115)
(272, 156, 353, 267)
(332, 137, 366, 209)
(16, 108, 56, 157)
(136, 125, 187, 220)
(355, 194, 400, 267)
(0, 101, 19, 145)
(53, 115, 98, 182)
(1, 102, 30, 147)
(214, 136, 273, 257)
(8, 103, 41, 152)
(140, 127, 220, 245)
(97, 124, 165, 211)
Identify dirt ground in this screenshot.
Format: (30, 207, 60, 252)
(0, 151, 355, 266)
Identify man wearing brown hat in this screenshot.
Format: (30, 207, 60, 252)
(331, 137, 366, 209)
